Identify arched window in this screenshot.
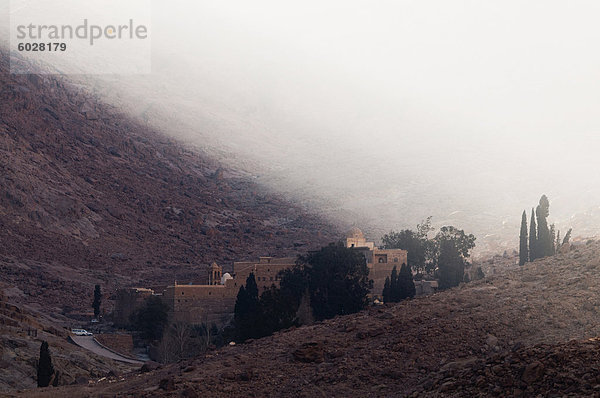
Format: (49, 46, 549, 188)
(394, 258, 399, 262)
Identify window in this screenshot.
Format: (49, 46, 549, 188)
(378, 257, 385, 263)
(394, 258, 399, 262)
(181, 292, 184, 295)
(270, 277, 273, 281)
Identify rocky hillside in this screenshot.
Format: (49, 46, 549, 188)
(0, 50, 339, 315)
(16, 239, 600, 397)
(0, 286, 133, 393)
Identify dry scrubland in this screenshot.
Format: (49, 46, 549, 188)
(16, 240, 600, 397)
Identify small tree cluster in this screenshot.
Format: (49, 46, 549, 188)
(433, 226, 476, 289)
(383, 220, 476, 289)
(233, 243, 373, 342)
(234, 273, 297, 342)
(296, 242, 372, 320)
(382, 264, 416, 303)
(519, 195, 571, 265)
(130, 296, 169, 341)
(157, 321, 223, 363)
(382, 217, 434, 275)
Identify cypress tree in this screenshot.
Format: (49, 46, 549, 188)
(519, 210, 528, 266)
(562, 228, 572, 246)
(437, 239, 465, 290)
(383, 265, 414, 302)
(389, 266, 399, 302)
(529, 208, 537, 261)
(233, 273, 262, 341)
(536, 195, 552, 258)
(549, 224, 556, 255)
(382, 276, 391, 303)
(398, 263, 416, 299)
(37, 341, 54, 388)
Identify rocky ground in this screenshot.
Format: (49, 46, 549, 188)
(11, 240, 600, 397)
(0, 287, 134, 394)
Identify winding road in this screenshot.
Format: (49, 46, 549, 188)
(70, 335, 143, 365)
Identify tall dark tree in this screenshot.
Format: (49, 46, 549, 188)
(297, 242, 372, 321)
(434, 226, 475, 290)
(131, 296, 169, 341)
(536, 195, 553, 258)
(562, 228, 572, 246)
(437, 239, 465, 289)
(529, 208, 538, 260)
(398, 263, 416, 299)
(549, 223, 556, 255)
(258, 286, 297, 336)
(92, 284, 102, 319)
(519, 210, 529, 266)
(434, 226, 476, 259)
(37, 341, 54, 388)
(234, 273, 262, 341)
(382, 276, 391, 303)
(389, 266, 399, 301)
(382, 217, 433, 275)
(382, 264, 415, 302)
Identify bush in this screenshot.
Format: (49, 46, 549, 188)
(131, 296, 169, 341)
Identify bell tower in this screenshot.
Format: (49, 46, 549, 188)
(208, 262, 222, 285)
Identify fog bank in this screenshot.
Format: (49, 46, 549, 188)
(4, 0, 600, 255)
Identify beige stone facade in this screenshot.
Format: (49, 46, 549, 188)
(345, 228, 408, 298)
(162, 281, 238, 326)
(115, 257, 297, 328)
(233, 257, 296, 294)
(114, 229, 411, 327)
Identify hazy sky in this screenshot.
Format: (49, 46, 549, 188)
(3, 1, 600, 253)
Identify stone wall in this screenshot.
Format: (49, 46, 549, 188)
(162, 281, 238, 326)
(95, 333, 134, 357)
(233, 257, 296, 294)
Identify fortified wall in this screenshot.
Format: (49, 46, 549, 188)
(115, 229, 427, 328)
(115, 257, 296, 328)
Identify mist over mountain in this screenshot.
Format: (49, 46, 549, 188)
(6, 1, 597, 255)
(4, 2, 600, 395)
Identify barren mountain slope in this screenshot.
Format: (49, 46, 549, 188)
(19, 240, 600, 397)
(0, 286, 134, 393)
(0, 50, 339, 314)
